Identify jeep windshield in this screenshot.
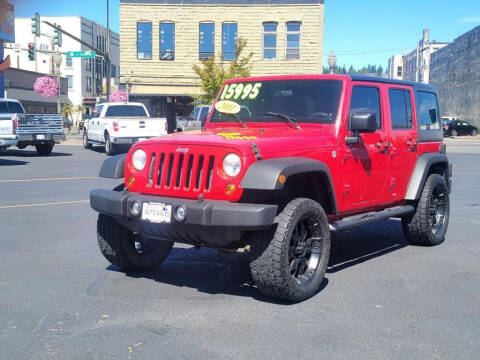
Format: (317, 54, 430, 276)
(210, 79, 342, 124)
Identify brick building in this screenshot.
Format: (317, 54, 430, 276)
(119, 0, 325, 117)
(430, 25, 480, 127)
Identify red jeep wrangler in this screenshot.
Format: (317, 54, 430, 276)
(90, 75, 452, 302)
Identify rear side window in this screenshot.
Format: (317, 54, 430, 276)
(8, 102, 25, 114)
(417, 91, 440, 130)
(389, 89, 413, 129)
(105, 105, 147, 117)
(0, 102, 8, 113)
(349, 86, 382, 129)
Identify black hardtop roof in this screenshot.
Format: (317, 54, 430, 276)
(349, 75, 437, 93)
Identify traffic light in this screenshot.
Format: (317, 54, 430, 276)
(54, 24, 62, 47)
(28, 43, 35, 61)
(31, 12, 40, 36)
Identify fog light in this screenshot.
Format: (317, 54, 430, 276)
(174, 206, 187, 222)
(131, 201, 141, 216)
(225, 183, 236, 196)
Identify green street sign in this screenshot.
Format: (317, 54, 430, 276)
(66, 51, 95, 58)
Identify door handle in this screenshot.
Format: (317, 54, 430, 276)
(406, 138, 418, 151)
(376, 140, 390, 152)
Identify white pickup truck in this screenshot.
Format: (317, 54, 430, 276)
(83, 102, 168, 155)
(0, 98, 65, 155)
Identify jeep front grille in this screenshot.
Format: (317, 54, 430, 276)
(147, 151, 216, 192)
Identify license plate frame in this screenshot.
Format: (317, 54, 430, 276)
(141, 202, 172, 223)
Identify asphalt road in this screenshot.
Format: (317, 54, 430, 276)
(0, 141, 479, 359)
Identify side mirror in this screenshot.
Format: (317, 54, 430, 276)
(346, 111, 377, 145)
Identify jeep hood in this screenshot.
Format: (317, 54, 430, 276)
(141, 126, 337, 156)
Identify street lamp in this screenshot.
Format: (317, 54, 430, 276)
(53, 53, 63, 113)
(327, 50, 337, 74)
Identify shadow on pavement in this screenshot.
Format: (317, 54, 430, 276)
(107, 219, 407, 302)
(0, 158, 30, 166)
(0, 149, 72, 157)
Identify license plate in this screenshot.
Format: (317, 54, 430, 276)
(141, 202, 171, 223)
(36, 134, 45, 140)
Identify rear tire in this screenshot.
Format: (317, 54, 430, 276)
(83, 131, 92, 149)
(402, 174, 450, 246)
(35, 142, 54, 156)
(249, 198, 331, 302)
(105, 133, 116, 156)
(450, 129, 458, 137)
(97, 214, 173, 270)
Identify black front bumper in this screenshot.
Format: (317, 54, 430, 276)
(90, 189, 277, 247)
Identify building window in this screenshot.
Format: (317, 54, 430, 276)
(262, 22, 277, 60)
(86, 77, 92, 91)
(199, 22, 214, 60)
(111, 64, 116, 78)
(160, 22, 175, 60)
(397, 66, 402, 77)
(137, 22, 152, 59)
(66, 57, 72, 68)
(67, 75, 73, 89)
(85, 58, 92, 71)
(222, 22, 237, 61)
(286, 21, 301, 60)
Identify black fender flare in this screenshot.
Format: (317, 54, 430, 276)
(240, 157, 338, 214)
(99, 154, 126, 179)
(405, 153, 450, 200)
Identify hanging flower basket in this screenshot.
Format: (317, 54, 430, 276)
(109, 90, 127, 103)
(34, 77, 58, 97)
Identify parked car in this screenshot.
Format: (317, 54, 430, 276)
(0, 98, 65, 155)
(176, 105, 211, 132)
(83, 102, 168, 155)
(442, 119, 478, 137)
(90, 75, 451, 302)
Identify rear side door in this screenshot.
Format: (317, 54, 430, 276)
(386, 87, 418, 199)
(341, 82, 391, 211)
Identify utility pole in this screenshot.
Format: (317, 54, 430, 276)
(106, 0, 111, 101)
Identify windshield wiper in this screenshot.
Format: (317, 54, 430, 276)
(218, 111, 248, 128)
(264, 112, 301, 130)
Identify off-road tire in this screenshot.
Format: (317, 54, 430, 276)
(450, 129, 458, 137)
(105, 133, 116, 156)
(472, 129, 478, 136)
(83, 131, 92, 149)
(97, 214, 173, 270)
(402, 174, 450, 246)
(35, 142, 54, 156)
(249, 198, 331, 302)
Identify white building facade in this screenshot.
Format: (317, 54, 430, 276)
(401, 29, 449, 84)
(4, 16, 119, 108)
(387, 54, 404, 80)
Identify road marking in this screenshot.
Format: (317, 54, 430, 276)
(0, 200, 89, 209)
(0, 176, 97, 183)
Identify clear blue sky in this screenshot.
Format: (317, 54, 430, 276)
(10, 0, 480, 69)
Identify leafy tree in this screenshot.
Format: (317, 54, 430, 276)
(62, 103, 74, 120)
(193, 38, 254, 104)
(377, 65, 384, 75)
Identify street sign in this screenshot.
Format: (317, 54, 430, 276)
(66, 51, 95, 58)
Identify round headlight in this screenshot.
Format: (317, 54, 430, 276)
(223, 153, 241, 177)
(132, 149, 147, 171)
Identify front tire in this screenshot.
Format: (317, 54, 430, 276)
(402, 174, 450, 246)
(35, 142, 54, 156)
(471, 129, 478, 136)
(104, 133, 116, 156)
(83, 131, 92, 149)
(97, 214, 173, 270)
(249, 198, 331, 302)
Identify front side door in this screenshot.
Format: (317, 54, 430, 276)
(386, 87, 418, 200)
(341, 83, 391, 212)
